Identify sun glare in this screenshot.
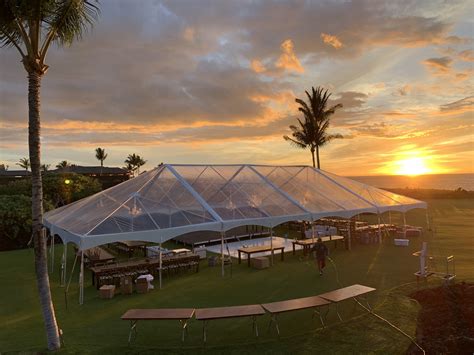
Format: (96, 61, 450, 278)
(395, 157, 431, 176)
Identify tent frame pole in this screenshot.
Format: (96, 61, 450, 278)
(159, 237, 162, 289)
(49, 231, 54, 273)
(221, 231, 225, 277)
(425, 210, 431, 231)
(79, 250, 84, 305)
(347, 219, 352, 251)
(270, 227, 274, 266)
(403, 212, 407, 238)
(61, 242, 67, 287)
(377, 213, 382, 244)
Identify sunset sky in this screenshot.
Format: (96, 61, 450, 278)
(1, 0, 473, 176)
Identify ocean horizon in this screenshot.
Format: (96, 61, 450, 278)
(347, 173, 473, 191)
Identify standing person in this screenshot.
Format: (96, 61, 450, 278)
(312, 238, 329, 276)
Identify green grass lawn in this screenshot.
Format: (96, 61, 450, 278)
(0, 199, 472, 354)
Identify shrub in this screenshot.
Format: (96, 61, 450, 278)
(0, 195, 53, 250)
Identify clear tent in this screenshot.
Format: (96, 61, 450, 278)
(44, 164, 427, 250)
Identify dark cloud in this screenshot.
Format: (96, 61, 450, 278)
(440, 96, 474, 112)
(422, 56, 453, 73)
(332, 91, 368, 110)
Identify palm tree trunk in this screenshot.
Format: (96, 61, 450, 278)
(311, 147, 316, 168)
(316, 146, 321, 169)
(100, 160, 103, 176)
(28, 71, 61, 350)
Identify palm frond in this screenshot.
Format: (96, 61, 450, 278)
(0, 1, 25, 55)
(40, 0, 99, 60)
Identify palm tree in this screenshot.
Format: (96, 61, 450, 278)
(0, 1, 99, 350)
(124, 153, 147, 177)
(41, 164, 50, 172)
(95, 147, 107, 174)
(17, 157, 30, 171)
(56, 160, 71, 169)
(284, 86, 343, 169)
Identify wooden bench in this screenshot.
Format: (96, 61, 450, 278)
(318, 284, 376, 321)
(121, 308, 195, 344)
(195, 304, 265, 342)
(261, 296, 331, 335)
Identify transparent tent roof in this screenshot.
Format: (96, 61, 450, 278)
(44, 164, 426, 249)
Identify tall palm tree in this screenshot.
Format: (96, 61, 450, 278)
(124, 153, 146, 177)
(284, 86, 343, 169)
(56, 160, 71, 169)
(0, 1, 99, 350)
(17, 157, 30, 171)
(95, 147, 107, 174)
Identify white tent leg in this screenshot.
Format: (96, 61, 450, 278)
(60, 243, 68, 287)
(388, 211, 392, 224)
(64, 243, 67, 286)
(79, 251, 84, 305)
(420, 242, 427, 277)
(347, 220, 352, 251)
(311, 222, 315, 243)
(49, 231, 53, 273)
(270, 227, 274, 266)
(425, 210, 430, 231)
(377, 213, 382, 244)
(159, 238, 162, 290)
(221, 231, 225, 277)
(403, 212, 407, 238)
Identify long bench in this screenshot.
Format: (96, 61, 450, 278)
(121, 308, 195, 344)
(195, 304, 265, 342)
(318, 284, 376, 321)
(261, 296, 331, 335)
(120, 284, 376, 343)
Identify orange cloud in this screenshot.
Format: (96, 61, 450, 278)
(183, 27, 195, 41)
(250, 59, 266, 73)
(276, 39, 304, 73)
(321, 33, 343, 49)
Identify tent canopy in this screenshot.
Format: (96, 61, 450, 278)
(44, 164, 427, 250)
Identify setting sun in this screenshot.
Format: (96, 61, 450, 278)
(395, 157, 431, 176)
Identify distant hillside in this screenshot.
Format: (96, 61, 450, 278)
(386, 188, 474, 200)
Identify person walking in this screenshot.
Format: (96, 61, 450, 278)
(312, 238, 329, 276)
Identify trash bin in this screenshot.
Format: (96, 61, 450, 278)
(208, 256, 218, 266)
(99, 285, 115, 299)
(120, 276, 133, 295)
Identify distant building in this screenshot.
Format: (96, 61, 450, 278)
(0, 170, 30, 178)
(0, 166, 130, 188)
